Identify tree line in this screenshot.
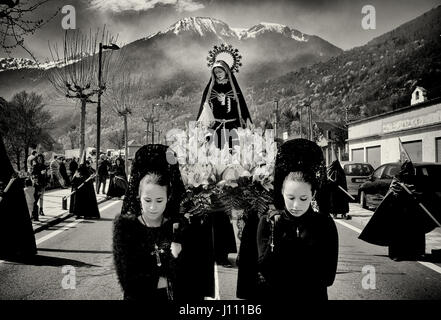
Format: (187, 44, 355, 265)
(0, 91, 54, 171)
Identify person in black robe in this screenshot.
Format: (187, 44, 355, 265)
(359, 161, 441, 261)
(196, 60, 252, 150)
(113, 144, 208, 301)
(69, 157, 78, 181)
(107, 157, 127, 198)
(31, 153, 48, 220)
(59, 157, 70, 187)
(327, 159, 350, 219)
(69, 163, 100, 219)
(0, 134, 37, 260)
(238, 138, 338, 300)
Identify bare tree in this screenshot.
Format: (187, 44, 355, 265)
(0, 0, 59, 59)
(47, 28, 121, 159)
(107, 129, 125, 150)
(104, 72, 144, 175)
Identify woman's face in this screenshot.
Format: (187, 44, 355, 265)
(139, 182, 168, 222)
(213, 67, 226, 81)
(282, 180, 313, 217)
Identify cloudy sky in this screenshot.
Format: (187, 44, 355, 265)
(9, 0, 441, 60)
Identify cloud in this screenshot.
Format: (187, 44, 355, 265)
(89, 0, 204, 13)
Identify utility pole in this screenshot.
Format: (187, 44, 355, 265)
(96, 42, 119, 188)
(274, 100, 279, 139)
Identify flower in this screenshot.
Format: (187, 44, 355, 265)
(172, 123, 276, 221)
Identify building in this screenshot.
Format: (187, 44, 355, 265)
(347, 87, 441, 169)
(315, 121, 348, 166)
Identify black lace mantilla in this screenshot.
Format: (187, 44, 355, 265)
(273, 138, 328, 213)
(120, 144, 186, 220)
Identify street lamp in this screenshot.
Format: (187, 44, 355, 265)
(96, 42, 120, 190)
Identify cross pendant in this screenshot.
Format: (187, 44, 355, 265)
(218, 93, 226, 105)
(151, 244, 164, 267)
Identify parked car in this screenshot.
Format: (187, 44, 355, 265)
(359, 162, 441, 210)
(340, 161, 374, 200)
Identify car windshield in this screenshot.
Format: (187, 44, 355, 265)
(344, 164, 373, 176)
(383, 165, 401, 178)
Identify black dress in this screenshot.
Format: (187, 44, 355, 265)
(359, 161, 441, 260)
(113, 213, 190, 301)
(327, 160, 349, 217)
(256, 207, 338, 300)
(0, 134, 37, 259)
(59, 162, 70, 186)
(69, 166, 100, 219)
(236, 208, 260, 299)
(210, 195, 237, 265)
(107, 164, 127, 198)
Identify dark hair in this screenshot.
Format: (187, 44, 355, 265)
(32, 151, 37, 155)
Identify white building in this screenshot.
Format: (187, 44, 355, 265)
(347, 87, 441, 169)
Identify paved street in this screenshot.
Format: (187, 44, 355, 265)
(1, 200, 441, 300)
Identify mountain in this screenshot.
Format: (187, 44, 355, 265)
(112, 17, 342, 88)
(3, 6, 440, 150)
(251, 5, 441, 125)
(0, 17, 342, 150)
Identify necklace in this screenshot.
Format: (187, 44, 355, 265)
(140, 213, 164, 228)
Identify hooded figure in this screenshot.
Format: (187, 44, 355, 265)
(113, 144, 210, 300)
(359, 161, 441, 261)
(107, 157, 127, 198)
(197, 60, 252, 149)
(242, 139, 338, 300)
(69, 163, 100, 219)
(327, 160, 350, 219)
(0, 134, 37, 259)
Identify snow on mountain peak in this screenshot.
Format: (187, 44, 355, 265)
(165, 17, 238, 39)
(242, 22, 308, 42)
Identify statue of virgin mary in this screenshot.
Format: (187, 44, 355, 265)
(196, 47, 252, 149)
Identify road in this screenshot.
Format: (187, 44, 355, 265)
(1, 200, 441, 300)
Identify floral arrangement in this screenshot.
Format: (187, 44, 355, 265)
(170, 122, 276, 233)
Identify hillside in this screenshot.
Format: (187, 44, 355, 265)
(251, 5, 441, 125)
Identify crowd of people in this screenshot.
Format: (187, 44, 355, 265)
(17, 151, 129, 222)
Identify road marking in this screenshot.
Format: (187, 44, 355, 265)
(418, 261, 441, 274)
(36, 219, 84, 245)
(205, 263, 221, 300)
(0, 200, 122, 265)
(335, 219, 441, 276)
(36, 200, 121, 245)
(99, 200, 121, 212)
(335, 220, 363, 233)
